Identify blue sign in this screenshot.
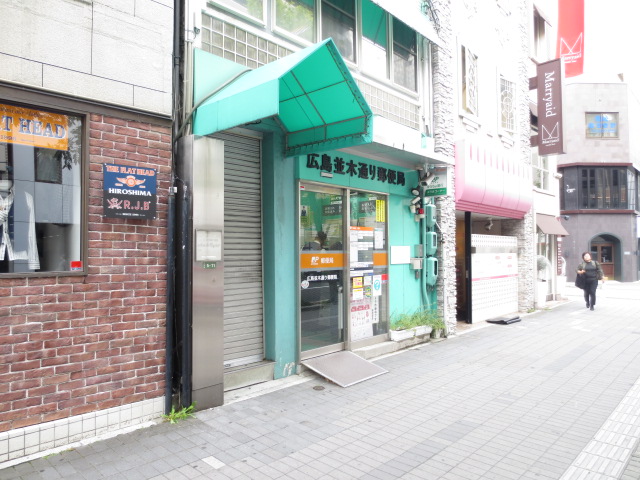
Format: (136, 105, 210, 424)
(103, 163, 157, 219)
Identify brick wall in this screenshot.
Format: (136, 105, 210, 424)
(0, 114, 170, 433)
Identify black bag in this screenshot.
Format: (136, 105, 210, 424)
(575, 272, 586, 290)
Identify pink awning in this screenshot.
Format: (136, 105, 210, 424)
(455, 140, 533, 218)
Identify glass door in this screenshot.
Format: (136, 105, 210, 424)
(348, 190, 389, 344)
(299, 185, 345, 356)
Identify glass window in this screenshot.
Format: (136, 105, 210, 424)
(322, 0, 355, 63)
(560, 167, 578, 210)
(361, 0, 388, 78)
(0, 103, 83, 274)
(214, 0, 265, 22)
(586, 113, 618, 138)
(461, 45, 478, 115)
(532, 149, 549, 190)
(392, 18, 417, 91)
(533, 9, 549, 60)
(274, 0, 314, 43)
(573, 166, 631, 210)
(500, 76, 515, 131)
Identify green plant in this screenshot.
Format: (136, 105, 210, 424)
(391, 308, 442, 330)
(163, 403, 196, 424)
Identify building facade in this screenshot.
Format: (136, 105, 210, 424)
(558, 81, 640, 282)
(450, 0, 537, 324)
(0, 0, 547, 464)
(174, 0, 457, 409)
(0, 0, 173, 461)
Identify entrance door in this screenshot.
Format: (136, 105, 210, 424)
(591, 243, 614, 278)
(348, 190, 389, 343)
(299, 185, 389, 358)
(300, 186, 345, 357)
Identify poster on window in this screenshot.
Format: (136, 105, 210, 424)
(103, 164, 157, 219)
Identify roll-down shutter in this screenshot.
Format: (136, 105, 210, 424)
(215, 132, 264, 368)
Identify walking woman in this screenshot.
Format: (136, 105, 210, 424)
(576, 252, 604, 310)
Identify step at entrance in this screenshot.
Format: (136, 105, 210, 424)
(301, 351, 387, 387)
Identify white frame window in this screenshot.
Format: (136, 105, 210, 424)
(500, 75, 515, 132)
(273, 0, 315, 43)
(461, 45, 478, 116)
(532, 148, 550, 191)
(213, 0, 267, 24)
(585, 112, 619, 139)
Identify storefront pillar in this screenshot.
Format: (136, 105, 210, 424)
(262, 133, 298, 378)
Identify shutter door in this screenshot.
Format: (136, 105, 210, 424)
(215, 132, 264, 368)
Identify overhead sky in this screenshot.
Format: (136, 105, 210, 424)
(583, 0, 640, 85)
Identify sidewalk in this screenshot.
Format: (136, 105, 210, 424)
(2, 282, 640, 480)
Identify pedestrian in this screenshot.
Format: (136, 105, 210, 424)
(576, 252, 604, 310)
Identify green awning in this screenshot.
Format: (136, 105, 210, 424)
(192, 39, 373, 156)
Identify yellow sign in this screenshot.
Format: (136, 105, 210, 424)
(376, 199, 386, 222)
(0, 104, 69, 151)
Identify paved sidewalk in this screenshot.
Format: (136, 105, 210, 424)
(2, 282, 640, 480)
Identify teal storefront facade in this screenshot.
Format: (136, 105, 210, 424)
(173, 38, 446, 409)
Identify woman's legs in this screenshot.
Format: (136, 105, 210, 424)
(586, 280, 597, 309)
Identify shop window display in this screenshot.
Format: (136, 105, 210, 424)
(0, 103, 83, 274)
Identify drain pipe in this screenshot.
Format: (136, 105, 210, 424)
(165, 190, 176, 414)
(178, 183, 193, 408)
(421, 190, 431, 310)
(165, 0, 182, 414)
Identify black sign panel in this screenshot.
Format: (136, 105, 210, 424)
(537, 59, 565, 156)
(103, 163, 157, 219)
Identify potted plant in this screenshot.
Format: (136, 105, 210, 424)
(427, 311, 446, 339)
(389, 308, 433, 341)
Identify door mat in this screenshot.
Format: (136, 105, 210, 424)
(486, 315, 521, 325)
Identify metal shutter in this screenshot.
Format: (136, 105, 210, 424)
(215, 132, 264, 368)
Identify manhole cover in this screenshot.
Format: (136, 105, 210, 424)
(313, 386, 325, 391)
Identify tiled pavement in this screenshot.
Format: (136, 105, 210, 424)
(2, 281, 640, 480)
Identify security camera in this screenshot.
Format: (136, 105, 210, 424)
(419, 171, 435, 186)
(562, 215, 570, 221)
(485, 218, 493, 231)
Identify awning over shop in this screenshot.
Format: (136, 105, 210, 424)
(536, 213, 569, 236)
(370, 0, 442, 46)
(455, 139, 533, 219)
(192, 39, 373, 156)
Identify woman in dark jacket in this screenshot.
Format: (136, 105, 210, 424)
(576, 252, 604, 310)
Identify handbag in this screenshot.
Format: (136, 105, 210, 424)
(575, 272, 586, 290)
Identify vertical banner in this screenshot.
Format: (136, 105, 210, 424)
(556, 0, 584, 78)
(537, 59, 565, 156)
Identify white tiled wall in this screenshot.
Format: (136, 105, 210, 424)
(0, 397, 164, 465)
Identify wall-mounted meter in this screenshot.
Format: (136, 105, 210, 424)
(425, 231, 438, 256)
(426, 257, 438, 286)
(425, 204, 436, 228)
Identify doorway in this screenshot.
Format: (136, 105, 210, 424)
(590, 242, 614, 279)
(299, 183, 389, 359)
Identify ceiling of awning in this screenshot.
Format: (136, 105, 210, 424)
(536, 213, 569, 236)
(192, 39, 373, 156)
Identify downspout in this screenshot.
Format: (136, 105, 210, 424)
(165, 0, 182, 414)
(165, 191, 175, 414)
(421, 189, 430, 310)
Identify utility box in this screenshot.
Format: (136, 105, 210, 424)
(425, 231, 438, 256)
(426, 257, 438, 286)
(425, 203, 436, 228)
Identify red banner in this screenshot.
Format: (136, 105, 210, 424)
(556, 0, 584, 77)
